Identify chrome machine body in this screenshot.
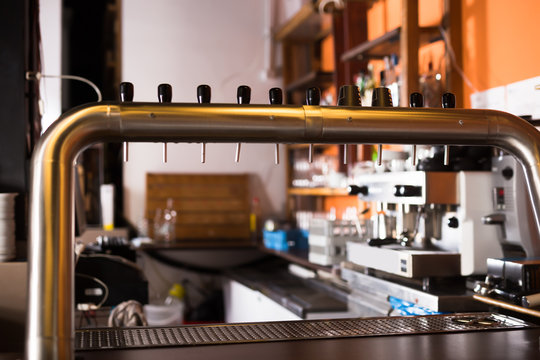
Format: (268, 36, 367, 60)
(484, 155, 540, 252)
(26, 102, 540, 359)
(347, 156, 540, 278)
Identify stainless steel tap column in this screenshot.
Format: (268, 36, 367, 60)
(26, 102, 540, 359)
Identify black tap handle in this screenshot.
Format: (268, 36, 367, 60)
(371, 87, 392, 107)
(409, 92, 424, 108)
(347, 185, 368, 196)
(119, 82, 134, 102)
(306, 87, 321, 106)
(197, 84, 211, 104)
(337, 85, 362, 106)
(158, 83, 172, 103)
(269, 87, 283, 105)
(442, 92, 456, 108)
(237, 85, 251, 104)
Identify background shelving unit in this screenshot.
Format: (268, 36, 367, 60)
(275, 0, 462, 228)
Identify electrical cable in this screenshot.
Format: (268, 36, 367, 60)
(438, 25, 479, 94)
(40, 73, 102, 102)
(75, 273, 109, 309)
(27, 71, 103, 102)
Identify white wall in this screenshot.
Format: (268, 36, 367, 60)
(39, 0, 62, 132)
(122, 0, 286, 226)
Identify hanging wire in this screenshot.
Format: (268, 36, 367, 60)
(438, 25, 479, 93)
(40, 73, 102, 102)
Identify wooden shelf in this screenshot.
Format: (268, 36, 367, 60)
(341, 26, 441, 61)
(274, 1, 330, 42)
(285, 71, 334, 93)
(288, 187, 351, 196)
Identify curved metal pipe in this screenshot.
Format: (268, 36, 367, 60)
(26, 102, 540, 359)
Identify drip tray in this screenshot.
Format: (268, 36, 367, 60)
(76, 313, 534, 351)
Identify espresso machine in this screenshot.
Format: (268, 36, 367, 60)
(347, 169, 503, 278)
(347, 151, 540, 278)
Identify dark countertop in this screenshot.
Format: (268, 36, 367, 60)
(225, 258, 349, 318)
(76, 328, 540, 360)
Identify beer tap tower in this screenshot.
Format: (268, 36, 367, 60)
(25, 82, 540, 360)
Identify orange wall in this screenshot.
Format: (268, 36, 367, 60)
(462, 0, 540, 107)
(366, 0, 540, 108)
(367, 0, 446, 93)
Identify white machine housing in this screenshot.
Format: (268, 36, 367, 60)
(485, 155, 540, 256)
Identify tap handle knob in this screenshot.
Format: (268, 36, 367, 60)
(269, 87, 283, 105)
(158, 83, 172, 103)
(409, 92, 424, 108)
(371, 87, 392, 107)
(306, 87, 321, 105)
(197, 84, 211, 104)
(442, 92, 456, 108)
(338, 85, 361, 106)
(348, 185, 369, 196)
(237, 85, 251, 104)
(120, 82, 134, 102)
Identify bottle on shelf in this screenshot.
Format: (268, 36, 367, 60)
(384, 54, 400, 107)
(153, 198, 177, 242)
(250, 197, 261, 243)
(164, 283, 185, 305)
(354, 63, 376, 106)
(420, 61, 442, 107)
(144, 283, 185, 326)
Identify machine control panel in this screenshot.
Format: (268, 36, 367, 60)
(349, 171, 458, 205)
(394, 185, 422, 197)
(485, 155, 540, 255)
(493, 187, 506, 210)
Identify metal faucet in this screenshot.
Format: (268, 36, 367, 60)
(26, 101, 540, 359)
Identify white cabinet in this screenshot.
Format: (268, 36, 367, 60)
(223, 278, 301, 323)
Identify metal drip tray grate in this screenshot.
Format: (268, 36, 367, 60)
(76, 313, 534, 351)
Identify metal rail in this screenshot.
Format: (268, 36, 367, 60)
(26, 102, 540, 359)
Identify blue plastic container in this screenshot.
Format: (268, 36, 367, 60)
(263, 229, 309, 251)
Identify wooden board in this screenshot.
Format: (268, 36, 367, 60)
(145, 174, 253, 247)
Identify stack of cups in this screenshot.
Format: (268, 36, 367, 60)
(0, 193, 17, 262)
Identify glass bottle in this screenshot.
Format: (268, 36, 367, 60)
(154, 198, 177, 242)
